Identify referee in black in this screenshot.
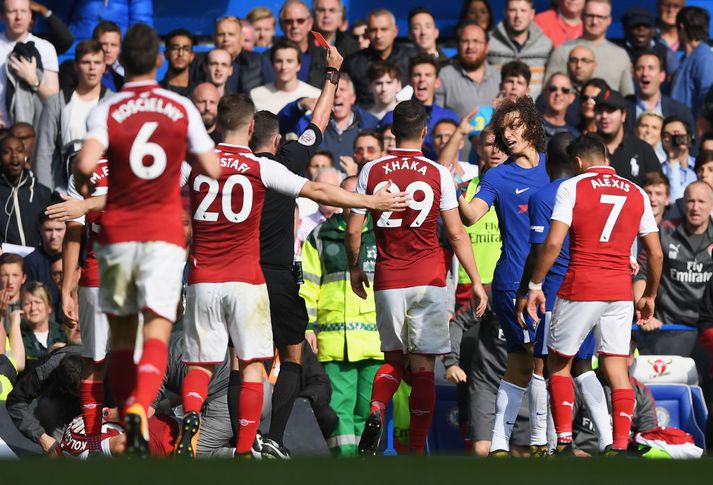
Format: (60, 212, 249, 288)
(249, 45, 344, 459)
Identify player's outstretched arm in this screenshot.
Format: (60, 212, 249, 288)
(188, 150, 221, 180)
(345, 212, 369, 299)
(299, 180, 409, 212)
(526, 221, 568, 321)
(458, 195, 489, 226)
(442, 207, 488, 316)
(310, 45, 343, 133)
(74, 138, 104, 195)
(636, 232, 663, 325)
(61, 222, 83, 328)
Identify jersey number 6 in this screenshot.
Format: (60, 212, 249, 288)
(130, 122, 167, 180)
(374, 180, 434, 228)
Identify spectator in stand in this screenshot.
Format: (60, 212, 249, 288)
(642, 172, 671, 226)
(313, 0, 359, 57)
(625, 50, 694, 135)
(459, 0, 493, 32)
(578, 77, 609, 134)
(0, 0, 59, 128)
(204, 49, 234, 97)
(24, 213, 64, 313)
(619, 7, 679, 83)
(534, 0, 584, 48)
(350, 20, 369, 50)
(191, 83, 221, 144)
(378, 124, 396, 152)
(240, 20, 255, 52)
(63, 0, 152, 42)
(10, 122, 34, 168)
(34, 40, 110, 190)
(594, 88, 662, 186)
(487, 0, 552, 99)
(656, 0, 684, 52)
(498, 60, 531, 102)
(159, 29, 195, 97)
(545, 0, 634, 97)
(380, 56, 458, 159)
(635, 181, 713, 357)
(695, 150, 713, 188)
(0, 252, 26, 337)
(0, 135, 51, 248)
(671, 7, 713, 119)
(366, 61, 401, 120)
(343, 8, 417, 108)
(636, 111, 666, 162)
(408, 7, 448, 64)
(20, 282, 67, 373)
(660, 116, 697, 201)
(540, 73, 580, 142)
(433, 118, 479, 183)
(348, 129, 383, 173)
(699, 132, 713, 153)
(279, 72, 379, 159)
(28, 1, 73, 56)
(90, 21, 123, 92)
(248, 6, 276, 49)
(0, 289, 24, 395)
(250, 39, 321, 115)
(566, 45, 597, 93)
(306, 150, 334, 181)
(296, 167, 343, 248)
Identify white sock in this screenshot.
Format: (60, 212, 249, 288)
(546, 401, 557, 452)
(575, 371, 613, 451)
(528, 374, 548, 446)
(490, 380, 527, 452)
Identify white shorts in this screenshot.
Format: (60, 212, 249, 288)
(96, 241, 185, 321)
(78, 286, 110, 362)
(183, 282, 274, 363)
(374, 285, 449, 355)
(549, 298, 634, 357)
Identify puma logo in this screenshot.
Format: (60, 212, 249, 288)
(561, 401, 574, 409)
(619, 412, 633, 422)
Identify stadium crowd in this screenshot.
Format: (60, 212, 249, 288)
(0, 0, 712, 460)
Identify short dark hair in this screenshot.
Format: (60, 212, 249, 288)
(391, 99, 427, 142)
(567, 134, 607, 165)
(700, 131, 713, 147)
(546, 132, 578, 174)
(368, 61, 399, 83)
(165, 28, 195, 47)
(490, 97, 546, 154)
(0, 253, 24, 272)
(456, 19, 489, 43)
(677, 6, 710, 42)
(458, 0, 493, 31)
(250, 111, 280, 151)
(408, 7, 436, 24)
(354, 129, 384, 151)
(695, 150, 713, 172)
(121, 24, 160, 76)
(409, 54, 440, 77)
(662, 115, 692, 136)
(217, 94, 255, 132)
(433, 118, 458, 132)
(642, 171, 671, 194)
(74, 40, 104, 62)
(581, 77, 610, 93)
(633, 49, 664, 71)
(92, 20, 121, 41)
(53, 353, 83, 398)
(501, 60, 531, 84)
(270, 38, 302, 64)
(312, 149, 334, 165)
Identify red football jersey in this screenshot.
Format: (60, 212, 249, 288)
(188, 144, 307, 284)
(354, 149, 458, 290)
(552, 166, 658, 301)
(68, 159, 109, 288)
(85, 81, 214, 247)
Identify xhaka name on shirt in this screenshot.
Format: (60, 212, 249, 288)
(382, 159, 427, 175)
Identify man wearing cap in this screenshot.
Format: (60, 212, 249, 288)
(594, 88, 663, 185)
(618, 7, 679, 84)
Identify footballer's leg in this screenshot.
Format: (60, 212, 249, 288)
(408, 353, 436, 455)
(235, 360, 264, 457)
(175, 364, 213, 457)
(546, 351, 575, 452)
(529, 356, 548, 456)
(80, 361, 106, 454)
(262, 342, 302, 459)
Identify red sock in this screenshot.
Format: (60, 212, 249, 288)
(611, 388, 636, 450)
(370, 362, 404, 414)
(408, 371, 435, 454)
(129, 338, 168, 412)
(182, 369, 211, 414)
(700, 329, 713, 379)
(549, 374, 575, 443)
(108, 350, 136, 419)
(80, 379, 104, 452)
(236, 382, 264, 454)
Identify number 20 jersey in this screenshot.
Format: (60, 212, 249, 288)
(188, 144, 307, 285)
(551, 165, 658, 301)
(354, 149, 458, 290)
(85, 81, 214, 247)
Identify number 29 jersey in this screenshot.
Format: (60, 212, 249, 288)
(84, 81, 214, 247)
(353, 149, 458, 290)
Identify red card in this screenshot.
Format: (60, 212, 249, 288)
(312, 31, 330, 49)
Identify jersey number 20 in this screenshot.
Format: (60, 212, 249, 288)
(374, 180, 434, 228)
(193, 175, 253, 223)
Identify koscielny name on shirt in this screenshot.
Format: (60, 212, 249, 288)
(111, 96, 185, 124)
(590, 175, 631, 192)
(382, 159, 428, 175)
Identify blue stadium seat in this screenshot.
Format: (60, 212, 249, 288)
(647, 384, 706, 449)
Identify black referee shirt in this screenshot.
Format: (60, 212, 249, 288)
(257, 123, 323, 269)
(608, 133, 663, 186)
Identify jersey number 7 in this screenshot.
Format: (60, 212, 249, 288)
(599, 194, 626, 242)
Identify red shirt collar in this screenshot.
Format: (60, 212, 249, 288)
(388, 148, 424, 157)
(217, 143, 252, 155)
(585, 165, 616, 174)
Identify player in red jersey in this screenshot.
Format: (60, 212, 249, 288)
(526, 134, 663, 454)
(347, 99, 488, 455)
(73, 24, 221, 456)
(175, 89, 408, 457)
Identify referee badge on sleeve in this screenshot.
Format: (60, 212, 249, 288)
(299, 129, 317, 146)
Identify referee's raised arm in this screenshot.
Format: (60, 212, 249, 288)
(309, 45, 343, 134)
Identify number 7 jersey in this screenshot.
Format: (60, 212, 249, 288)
(551, 165, 658, 301)
(353, 148, 458, 290)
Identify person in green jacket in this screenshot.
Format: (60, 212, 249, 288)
(300, 175, 383, 457)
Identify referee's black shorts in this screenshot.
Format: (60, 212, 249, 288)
(262, 265, 309, 348)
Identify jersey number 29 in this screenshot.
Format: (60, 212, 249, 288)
(374, 180, 434, 228)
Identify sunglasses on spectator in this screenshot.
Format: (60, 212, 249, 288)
(548, 85, 572, 94)
(580, 94, 596, 102)
(355, 146, 377, 154)
(284, 17, 309, 26)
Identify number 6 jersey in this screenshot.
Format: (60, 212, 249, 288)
(353, 148, 458, 290)
(84, 81, 214, 247)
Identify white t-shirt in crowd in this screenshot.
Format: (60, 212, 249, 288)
(62, 92, 100, 146)
(34, 330, 49, 348)
(250, 81, 321, 114)
(0, 32, 59, 126)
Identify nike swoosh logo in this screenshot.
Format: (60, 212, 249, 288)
(515, 188, 529, 194)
